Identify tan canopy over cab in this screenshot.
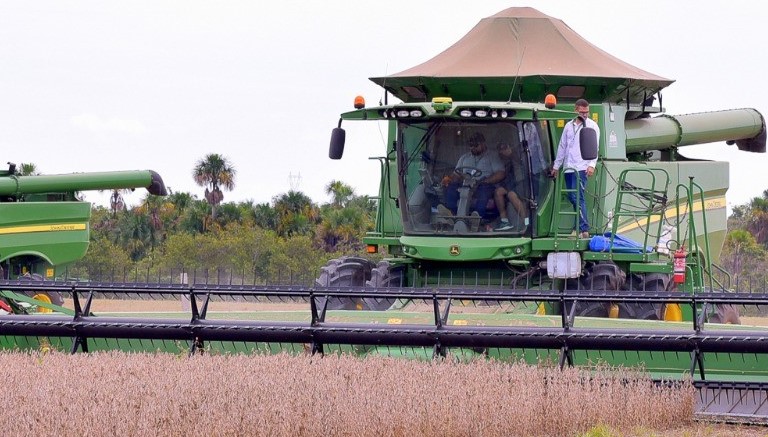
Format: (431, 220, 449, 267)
(371, 7, 673, 109)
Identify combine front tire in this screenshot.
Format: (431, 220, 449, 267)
(364, 261, 405, 311)
(314, 257, 375, 310)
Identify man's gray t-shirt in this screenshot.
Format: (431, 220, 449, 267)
(455, 151, 504, 180)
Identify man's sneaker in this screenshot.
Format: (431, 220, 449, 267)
(494, 220, 514, 231)
(579, 231, 590, 239)
(469, 211, 481, 232)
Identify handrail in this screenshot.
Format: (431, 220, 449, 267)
(609, 168, 669, 258)
(674, 177, 716, 294)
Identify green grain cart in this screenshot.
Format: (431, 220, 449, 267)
(320, 7, 766, 322)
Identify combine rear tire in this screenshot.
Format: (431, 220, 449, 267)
(315, 257, 375, 310)
(364, 261, 405, 311)
(618, 273, 668, 320)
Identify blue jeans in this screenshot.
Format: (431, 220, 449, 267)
(445, 183, 496, 218)
(564, 171, 589, 233)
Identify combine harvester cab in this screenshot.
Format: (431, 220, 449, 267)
(0, 164, 166, 309)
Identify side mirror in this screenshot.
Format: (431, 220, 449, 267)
(329, 128, 346, 160)
(579, 127, 598, 160)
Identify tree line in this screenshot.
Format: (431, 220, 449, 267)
(67, 154, 376, 282)
(720, 189, 768, 291)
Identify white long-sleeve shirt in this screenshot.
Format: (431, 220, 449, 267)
(552, 117, 599, 172)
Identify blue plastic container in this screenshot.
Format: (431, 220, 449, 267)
(588, 233, 652, 253)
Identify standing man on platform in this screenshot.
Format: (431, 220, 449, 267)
(550, 99, 599, 238)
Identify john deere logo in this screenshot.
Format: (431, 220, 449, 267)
(449, 245, 460, 256)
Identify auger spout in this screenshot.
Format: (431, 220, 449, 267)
(625, 108, 766, 154)
(0, 170, 168, 197)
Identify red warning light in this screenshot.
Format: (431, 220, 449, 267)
(544, 94, 557, 109)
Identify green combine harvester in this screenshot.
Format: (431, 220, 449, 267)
(0, 164, 166, 307)
(322, 6, 764, 322)
(317, 6, 768, 417)
(1, 6, 767, 421)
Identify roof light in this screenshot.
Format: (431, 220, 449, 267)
(354, 95, 365, 109)
(459, 109, 472, 117)
(396, 110, 410, 118)
(409, 110, 423, 117)
(491, 110, 498, 118)
(475, 109, 488, 117)
(544, 94, 557, 109)
(500, 110, 509, 118)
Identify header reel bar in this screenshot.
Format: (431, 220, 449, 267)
(1, 280, 768, 361)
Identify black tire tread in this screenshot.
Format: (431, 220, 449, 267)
(314, 256, 375, 310)
(363, 261, 405, 311)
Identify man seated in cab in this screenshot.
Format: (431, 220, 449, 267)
(440, 132, 505, 219)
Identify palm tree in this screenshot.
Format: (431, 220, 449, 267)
(273, 190, 318, 237)
(19, 163, 39, 176)
(116, 210, 153, 261)
(252, 202, 279, 230)
(137, 193, 176, 248)
(167, 192, 195, 214)
(325, 180, 354, 207)
(192, 154, 236, 220)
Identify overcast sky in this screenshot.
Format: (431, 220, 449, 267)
(1, 1, 765, 211)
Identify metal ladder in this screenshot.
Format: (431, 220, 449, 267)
(550, 167, 583, 239)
